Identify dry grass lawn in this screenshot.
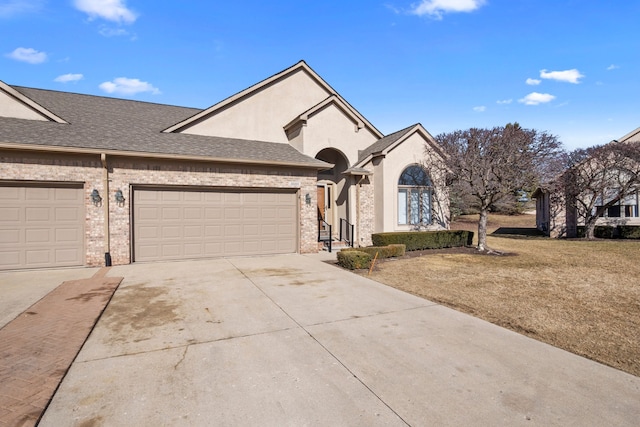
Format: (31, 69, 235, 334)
(361, 214, 640, 377)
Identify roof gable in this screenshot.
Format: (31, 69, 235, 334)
(0, 80, 67, 123)
(354, 123, 443, 168)
(283, 95, 375, 135)
(163, 61, 382, 141)
(618, 127, 640, 143)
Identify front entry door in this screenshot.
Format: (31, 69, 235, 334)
(317, 183, 334, 230)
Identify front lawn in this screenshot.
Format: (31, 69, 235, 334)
(361, 214, 640, 377)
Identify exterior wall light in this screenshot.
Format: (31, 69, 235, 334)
(91, 189, 102, 206)
(305, 193, 311, 205)
(114, 189, 125, 206)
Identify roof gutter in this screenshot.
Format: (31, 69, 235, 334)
(0, 142, 331, 170)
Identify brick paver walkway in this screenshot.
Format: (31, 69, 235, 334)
(0, 268, 122, 427)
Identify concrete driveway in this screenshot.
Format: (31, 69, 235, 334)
(40, 254, 640, 426)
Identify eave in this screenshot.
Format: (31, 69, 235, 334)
(283, 95, 371, 135)
(0, 142, 331, 170)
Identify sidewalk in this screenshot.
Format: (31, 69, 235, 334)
(0, 268, 122, 427)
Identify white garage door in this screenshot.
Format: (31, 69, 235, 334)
(133, 188, 297, 262)
(0, 184, 84, 270)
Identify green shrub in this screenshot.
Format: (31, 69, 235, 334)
(341, 244, 406, 258)
(371, 230, 474, 251)
(619, 226, 640, 239)
(337, 250, 372, 270)
(577, 225, 640, 239)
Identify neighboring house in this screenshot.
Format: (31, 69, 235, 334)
(0, 61, 449, 270)
(533, 127, 640, 237)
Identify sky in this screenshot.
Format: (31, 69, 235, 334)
(1, 0, 639, 150)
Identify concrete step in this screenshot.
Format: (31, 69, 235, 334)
(321, 240, 352, 251)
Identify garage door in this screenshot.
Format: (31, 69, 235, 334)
(133, 188, 297, 262)
(0, 184, 84, 270)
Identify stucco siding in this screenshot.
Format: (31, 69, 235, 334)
(372, 157, 385, 233)
(181, 69, 331, 143)
(377, 133, 449, 232)
(540, 188, 640, 238)
(0, 90, 48, 121)
(536, 189, 568, 238)
(296, 104, 379, 165)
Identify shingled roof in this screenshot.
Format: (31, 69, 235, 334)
(356, 124, 416, 163)
(0, 86, 329, 169)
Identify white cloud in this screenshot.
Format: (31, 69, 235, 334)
(540, 69, 584, 84)
(74, 0, 137, 24)
(606, 64, 619, 71)
(99, 77, 160, 96)
(6, 47, 47, 64)
(410, 0, 486, 19)
(385, 3, 402, 14)
(54, 73, 84, 83)
(518, 92, 556, 106)
(496, 99, 512, 105)
(99, 26, 130, 37)
(0, 0, 44, 18)
(526, 78, 541, 86)
(473, 105, 486, 112)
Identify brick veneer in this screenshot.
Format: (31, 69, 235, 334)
(1, 151, 319, 267)
(357, 177, 375, 247)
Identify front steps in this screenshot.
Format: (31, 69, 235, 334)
(320, 239, 351, 252)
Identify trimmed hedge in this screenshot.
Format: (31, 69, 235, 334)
(337, 250, 372, 270)
(619, 226, 640, 239)
(576, 225, 640, 239)
(341, 244, 406, 258)
(371, 230, 474, 251)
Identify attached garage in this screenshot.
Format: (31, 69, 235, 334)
(0, 183, 85, 270)
(2, 72, 331, 268)
(133, 187, 298, 262)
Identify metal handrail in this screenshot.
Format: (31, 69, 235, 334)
(339, 218, 354, 247)
(318, 219, 332, 253)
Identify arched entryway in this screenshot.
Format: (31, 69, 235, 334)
(316, 148, 350, 245)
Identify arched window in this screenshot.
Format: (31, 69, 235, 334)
(398, 165, 432, 226)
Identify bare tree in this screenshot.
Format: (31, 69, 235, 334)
(434, 124, 564, 251)
(564, 141, 640, 239)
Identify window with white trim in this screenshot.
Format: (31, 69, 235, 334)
(595, 190, 639, 218)
(398, 165, 432, 226)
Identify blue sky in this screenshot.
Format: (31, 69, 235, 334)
(2, 0, 639, 150)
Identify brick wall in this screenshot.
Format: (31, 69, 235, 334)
(108, 157, 319, 265)
(1, 151, 319, 267)
(357, 176, 374, 247)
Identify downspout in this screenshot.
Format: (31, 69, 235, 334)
(356, 174, 365, 247)
(101, 153, 112, 266)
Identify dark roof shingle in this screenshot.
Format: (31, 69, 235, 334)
(356, 124, 417, 164)
(0, 87, 328, 168)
